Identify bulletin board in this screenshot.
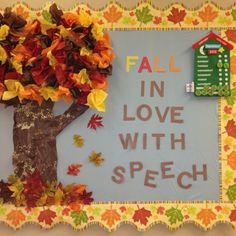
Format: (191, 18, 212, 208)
(0, 1, 236, 231)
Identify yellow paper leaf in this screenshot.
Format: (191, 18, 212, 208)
(73, 134, 84, 148)
(89, 151, 104, 166)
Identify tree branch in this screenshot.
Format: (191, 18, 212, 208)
(54, 103, 89, 135)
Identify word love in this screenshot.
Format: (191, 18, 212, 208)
(112, 161, 208, 190)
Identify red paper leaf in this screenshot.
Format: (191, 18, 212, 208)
(62, 208, 71, 216)
(133, 207, 151, 225)
(38, 209, 56, 225)
(87, 114, 104, 130)
(225, 119, 236, 139)
(153, 16, 162, 25)
(215, 206, 222, 212)
(157, 206, 165, 215)
(79, 190, 94, 205)
(67, 164, 82, 176)
(225, 30, 236, 43)
(167, 7, 186, 25)
(229, 209, 236, 222)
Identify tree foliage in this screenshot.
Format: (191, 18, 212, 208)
(0, 4, 114, 112)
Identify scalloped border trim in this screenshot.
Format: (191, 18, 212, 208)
(0, 1, 236, 29)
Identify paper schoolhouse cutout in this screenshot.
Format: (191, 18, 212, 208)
(187, 32, 234, 97)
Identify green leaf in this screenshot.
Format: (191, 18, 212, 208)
(71, 210, 88, 226)
(93, 207, 101, 216)
(225, 170, 234, 179)
(232, 9, 236, 21)
(42, 10, 53, 23)
(122, 16, 132, 25)
(151, 206, 157, 213)
(0, 207, 7, 216)
(226, 184, 236, 201)
(218, 16, 227, 25)
(226, 88, 236, 106)
(165, 207, 184, 225)
(135, 6, 153, 24)
(187, 206, 197, 215)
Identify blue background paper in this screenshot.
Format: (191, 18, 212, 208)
(0, 31, 219, 201)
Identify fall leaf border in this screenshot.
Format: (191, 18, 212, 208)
(2, 2, 236, 29)
(0, 2, 236, 231)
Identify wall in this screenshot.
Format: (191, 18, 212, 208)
(0, 0, 235, 235)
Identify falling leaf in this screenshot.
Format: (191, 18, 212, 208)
(227, 151, 236, 170)
(103, 6, 122, 24)
(87, 114, 104, 130)
(133, 207, 151, 226)
(71, 210, 88, 226)
(165, 207, 184, 225)
(231, 56, 236, 74)
(196, 209, 216, 226)
(225, 30, 236, 43)
(6, 210, 25, 226)
(67, 164, 82, 176)
(229, 209, 236, 221)
(101, 209, 121, 227)
(226, 88, 236, 106)
(198, 5, 218, 25)
(89, 151, 104, 166)
(225, 119, 236, 139)
(15, 6, 29, 19)
(226, 184, 236, 201)
(167, 7, 186, 25)
(38, 209, 56, 225)
(135, 6, 153, 25)
(73, 134, 84, 148)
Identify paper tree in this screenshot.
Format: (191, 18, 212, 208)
(0, 4, 114, 182)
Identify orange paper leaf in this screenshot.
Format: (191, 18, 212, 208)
(227, 151, 236, 170)
(198, 5, 218, 24)
(101, 209, 121, 227)
(6, 210, 25, 226)
(197, 209, 216, 226)
(225, 30, 236, 43)
(225, 119, 236, 139)
(231, 56, 236, 74)
(15, 6, 29, 19)
(103, 6, 122, 23)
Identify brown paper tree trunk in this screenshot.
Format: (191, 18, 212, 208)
(12, 100, 88, 182)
